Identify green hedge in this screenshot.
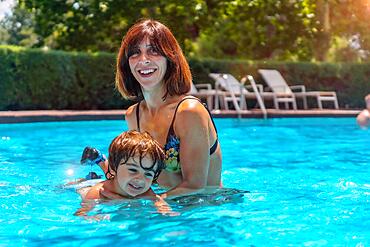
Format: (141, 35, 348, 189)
(0, 45, 128, 110)
(1, 45, 369, 110)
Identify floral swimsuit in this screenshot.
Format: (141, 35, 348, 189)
(135, 96, 218, 173)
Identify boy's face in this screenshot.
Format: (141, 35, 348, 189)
(115, 155, 157, 197)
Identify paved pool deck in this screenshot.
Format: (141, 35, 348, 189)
(0, 109, 360, 124)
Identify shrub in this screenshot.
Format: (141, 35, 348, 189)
(1, 46, 368, 110)
(0, 45, 131, 110)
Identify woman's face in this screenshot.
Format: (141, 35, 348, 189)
(115, 155, 157, 197)
(128, 37, 167, 91)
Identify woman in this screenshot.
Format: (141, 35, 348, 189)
(115, 19, 222, 198)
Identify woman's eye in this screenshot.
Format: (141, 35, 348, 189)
(129, 49, 140, 58)
(148, 47, 159, 55)
(128, 168, 137, 173)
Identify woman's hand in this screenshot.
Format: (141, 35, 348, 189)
(154, 194, 179, 216)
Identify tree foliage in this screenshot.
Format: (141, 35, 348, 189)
(0, 2, 38, 47)
(195, 0, 316, 60)
(329, 0, 370, 60)
(314, 0, 370, 61)
(1, 0, 369, 61)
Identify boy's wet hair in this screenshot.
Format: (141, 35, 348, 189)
(106, 130, 165, 181)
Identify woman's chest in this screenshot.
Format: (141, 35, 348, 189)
(139, 109, 177, 146)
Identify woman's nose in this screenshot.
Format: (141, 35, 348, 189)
(138, 52, 150, 65)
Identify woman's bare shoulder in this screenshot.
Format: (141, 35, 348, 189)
(172, 98, 212, 138)
(125, 103, 140, 128)
(125, 103, 138, 118)
(177, 98, 208, 115)
(176, 98, 209, 124)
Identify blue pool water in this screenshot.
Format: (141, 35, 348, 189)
(0, 118, 369, 246)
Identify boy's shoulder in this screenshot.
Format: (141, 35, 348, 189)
(137, 187, 157, 198)
(83, 181, 106, 200)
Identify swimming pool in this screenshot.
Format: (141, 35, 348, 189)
(0, 118, 369, 246)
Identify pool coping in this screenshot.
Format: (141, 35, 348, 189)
(0, 109, 360, 123)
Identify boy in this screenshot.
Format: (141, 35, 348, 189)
(79, 130, 165, 200)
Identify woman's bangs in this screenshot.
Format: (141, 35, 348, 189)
(125, 35, 142, 58)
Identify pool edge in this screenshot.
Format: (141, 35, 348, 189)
(0, 109, 360, 124)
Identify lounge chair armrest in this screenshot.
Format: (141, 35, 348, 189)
(290, 85, 306, 92)
(245, 84, 264, 92)
(195, 83, 212, 91)
(263, 87, 273, 92)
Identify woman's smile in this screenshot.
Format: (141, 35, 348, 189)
(137, 68, 158, 77)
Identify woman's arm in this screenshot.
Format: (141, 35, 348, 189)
(162, 100, 212, 198)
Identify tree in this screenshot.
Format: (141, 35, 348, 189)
(198, 0, 317, 60)
(0, 1, 38, 47)
(3, 0, 368, 61)
(314, 0, 370, 61)
(16, 0, 209, 53)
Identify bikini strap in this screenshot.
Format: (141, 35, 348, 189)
(167, 96, 197, 135)
(135, 101, 141, 131)
(167, 96, 218, 137)
(203, 101, 218, 134)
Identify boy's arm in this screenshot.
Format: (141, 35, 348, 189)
(98, 160, 109, 176)
(83, 182, 104, 200)
(74, 201, 95, 216)
(74, 200, 110, 221)
(99, 187, 177, 215)
(74, 183, 105, 218)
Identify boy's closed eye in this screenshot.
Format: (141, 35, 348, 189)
(144, 172, 154, 178)
(128, 168, 138, 173)
(126, 163, 155, 178)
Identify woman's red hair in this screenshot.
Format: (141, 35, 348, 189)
(116, 19, 192, 100)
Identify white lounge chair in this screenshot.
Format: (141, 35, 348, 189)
(188, 83, 216, 110)
(209, 73, 256, 110)
(209, 73, 283, 110)
(258, 69, 339, 109)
